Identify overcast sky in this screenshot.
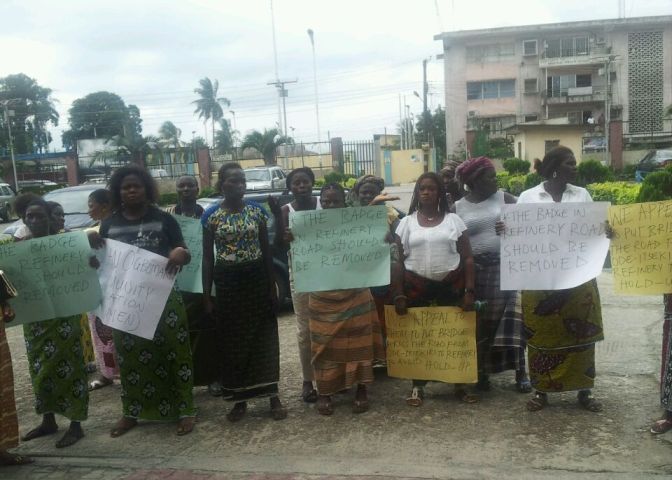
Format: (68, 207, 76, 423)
(1, 0, 670, 149)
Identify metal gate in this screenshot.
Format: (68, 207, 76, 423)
(341, 140, 376, 177)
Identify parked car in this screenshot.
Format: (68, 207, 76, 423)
(243, 166, 286, 191)
(17, 179, 59, 190)
(0, 183, 17, 222)
(150, 168, 170, 179)
(635, 150, 672, 182)
(2, 184, 100, 236)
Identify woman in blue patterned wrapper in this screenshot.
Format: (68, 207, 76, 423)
(202, 163, 287, 423)
(89, 165, 196, 437)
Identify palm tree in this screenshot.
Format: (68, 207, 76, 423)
(240, 128, 292, 165)
(91, 134, 162, 169)
(192, 77, 230, 148)
(158, 121, 183, 165)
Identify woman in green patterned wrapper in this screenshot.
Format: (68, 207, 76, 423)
(89, 165, 196, 437)
(516, 146, 606, 412)
(18, 198, 90, 448)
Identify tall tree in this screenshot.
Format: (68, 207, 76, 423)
(192, 77, 230, 148)
(0, 73, 59, 154)
(240, 128, 292, 165)
(214, 118, 235, 155)
(414, 106, 446, 164)
(158, 121, 181, 146)
(62, 91, 139, 149)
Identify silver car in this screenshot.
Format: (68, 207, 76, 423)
(0, 183, 16, 222)
(244, 166, 286, 191)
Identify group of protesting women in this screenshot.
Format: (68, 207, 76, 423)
(2, 145, 672, 467)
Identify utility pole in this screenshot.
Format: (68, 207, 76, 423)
(267, 78, 297, 167)
(422, 58, 431, 172)
(398, 94, 405, 149)
(2, 102, 19, 190)
(269, 0, 283, 133)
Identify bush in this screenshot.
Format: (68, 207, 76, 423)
(323, 171, 345, 185)
(502, 158, 531, 175)
(524, 172, 542, 190)
(198, 186, 216, 198)
(496, 171, 510, 190)
(576, 160, 613, 186)
(158, 192, 177, 206)
(19, 184, 66, 195)
(614, 164, 638, 181)
(637, 169, 672, 202)
(587, 182, 641, 205)
(344, 178, 357, 189)
(506, 175, 527, 196)
(314, 178, 325, 187)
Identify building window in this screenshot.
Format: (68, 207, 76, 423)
(524, 114, 538, 122)
(547, 74, 592, 97)
(544, 36, 590, 58)
(545, 140, 560, 152)
(523, 39, 538, 56)
(466, 43, 515, 63)
(467, 80, 516, 100)
(473, 116, 517, 134)
(524, 78, 538, 94)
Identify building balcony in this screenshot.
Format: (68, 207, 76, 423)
(542, 86, 606, 106)
(539, 46, 611, 68)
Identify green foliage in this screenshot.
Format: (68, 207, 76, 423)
(487, 137, 514, 159)
(614, 164, 638, 181)
(524, 172, 542, 190)
(240, 128, 292, 165)
(314, 178, 325, 187)
(502, 158, 530, 175)
(637, 169, 672, 202)
(321, 171, 356, 188)
(18, 183, 65, 195)
(496, 171, 510, 189)
(198, 186, 216, 198)
(158, 192, 178, 206)
(576, 160, 613, 186)
(192, 77, 230, 149)
(414, 107, 446, 164)
(344, 178, 357, 189)
(586, 182, 640, 205)
(471, 130, 489, 157)
(506, 175, 527, 196)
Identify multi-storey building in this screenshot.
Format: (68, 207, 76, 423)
(434, 15, 672, 166)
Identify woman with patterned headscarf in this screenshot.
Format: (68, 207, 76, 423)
(454, 157, 530, 394)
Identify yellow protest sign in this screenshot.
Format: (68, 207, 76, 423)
(384, 305, 477, 383)
(609, 200, 672, 295)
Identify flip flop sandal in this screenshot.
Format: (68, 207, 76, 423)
(526, 393, 548, 412)
(226, 404, 247, 423)
(0, 453, 34, 466)
(352, 399, 370, 414)
(302, 388, 318, 403)
(578, 394, 602, 412)
(21, 424, 58, 442)
(476, 376, 491, 392)
(176, 417, 196, 436)
(406, 387, 424, 407)
(650, 419, 672, 434)
(110, 418, 137, 438)
(88, 377, 113, 391)
(55, 429, 84, 448)
(455, 388, 479, 404)
(271, 405, 288, 420)
(317, 397, 334, 416)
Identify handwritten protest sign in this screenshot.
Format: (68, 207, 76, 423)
(0, 231, 102, 325)
(609, 200, 672, 294)
(384, 306, 477, 383)
(289, 205, 390, 293)
(173, 214, 203, 293)
(94, 239, 175, 340)
(500, 202, 610, 290)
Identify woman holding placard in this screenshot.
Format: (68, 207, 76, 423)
(18, 198, 90, 448)
(455, 157, 530, 394)
(202, 163, 287, 422)
(392, 172, 477, 407)
(516, 146, 604, 412)
(91, 165, 196, 437)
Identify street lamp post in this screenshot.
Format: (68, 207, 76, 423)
(2, 103, 19, 190)
(307, 28, 322, 171)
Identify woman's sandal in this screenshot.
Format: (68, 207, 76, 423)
(301, 384, 318, 403)
(578, 393, 603, 413)
(176, 417, 196, 436)
(650, 418, 672, 434)
(526, 392, 548, 412)
(21, 424, 58, 441)
(406, 387, 424, 407)
(454, 388, 479, 404)
(55, 427, 84, 448)
(516, 379, 533, 394)
(226, 403, 247, 423)
(352, 399, 369, 414)
(0, 453, 34, 467)
(270, 404, 288, 421)
(317, 396, 334, 416)
(110, 417, 137, 438)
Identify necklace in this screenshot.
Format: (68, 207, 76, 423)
(418, 209, 439, 221)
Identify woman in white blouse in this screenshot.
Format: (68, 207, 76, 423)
(393, 172, 476, 407)
(516, 146, 605, 412)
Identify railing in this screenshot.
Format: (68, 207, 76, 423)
(541, 86, 607, 105)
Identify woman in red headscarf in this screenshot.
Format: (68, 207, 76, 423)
(454, 157, 530, 394)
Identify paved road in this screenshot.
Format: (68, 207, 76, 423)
(2, 272, 672, 479)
